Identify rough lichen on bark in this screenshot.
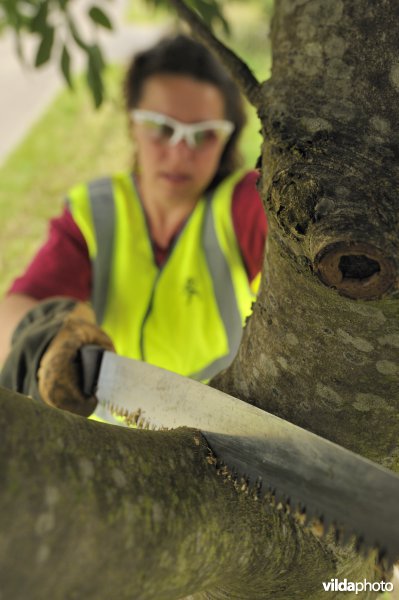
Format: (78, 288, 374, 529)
(214, 234, 399, 467)
(213, 0, 399, 471)
(0, 388, 379, 599)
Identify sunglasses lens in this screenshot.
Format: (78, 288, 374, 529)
(192, 122, 234, 148)
(192, 128, 220, 147)
(142, 119, 175, 142)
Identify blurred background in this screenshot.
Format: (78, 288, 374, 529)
(0, 0, 273, 296)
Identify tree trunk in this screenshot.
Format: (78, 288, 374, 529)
(214, 0, 399, 469)
(1, 0, 398, 598)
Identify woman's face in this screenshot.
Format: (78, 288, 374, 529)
(131, 74, 229, 205)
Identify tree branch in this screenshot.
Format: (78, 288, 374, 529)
(1, 388, 369, 600)
(168, 0, 262, 108)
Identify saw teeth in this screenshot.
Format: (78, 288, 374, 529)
(249, 479, 263, 501)
(355, 534, 366, 555)
(263, 490, 389, 562)
(308, 517, 325, 539)
(377, 547, 387, 567)
(320, 516, 334, 536)
(271, 492, 292, 514)
(356, 535, 382, 562)
(293, 508, 307, 526)
(341, 529, 357, 548)
(333, 525, 344, 545)
(240, 481, 396, 565)
(247, 477, 263, 501)
(374, 548, 392, 577)
(353, 534, 381, 562)
(106, 410, 399, 568)
(237, 476, 250, 494)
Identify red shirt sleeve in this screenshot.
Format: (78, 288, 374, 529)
(9, 206, 92, 301)
(232, 171, 267, 282)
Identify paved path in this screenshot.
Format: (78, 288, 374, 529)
(0, 0, 166, 166)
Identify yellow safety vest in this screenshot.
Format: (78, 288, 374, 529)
(67, 170, 256, 380)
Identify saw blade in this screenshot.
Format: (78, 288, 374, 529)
(92, 352, 399, 565)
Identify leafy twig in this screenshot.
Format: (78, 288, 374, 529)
(168, 0, 262, 108)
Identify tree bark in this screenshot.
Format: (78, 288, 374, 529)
(1, 387, 373, 600)
(1, 0, 398, 598)
(213, 0, 399, 469)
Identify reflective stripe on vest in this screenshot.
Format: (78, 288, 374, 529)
(67, 171, 256, 380)
(192, 195, 242, 380)
(87, 178, 115, 324)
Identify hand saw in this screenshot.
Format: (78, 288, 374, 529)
(80, 345, 399, 565)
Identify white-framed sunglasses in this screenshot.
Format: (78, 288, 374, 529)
(130, 109, 235, 149)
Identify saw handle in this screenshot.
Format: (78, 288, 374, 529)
(80, 345, 106, 397)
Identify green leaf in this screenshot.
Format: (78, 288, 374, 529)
(13, 29, 26, 63)
(88, 43, 106, 71)
(35, 26, 55, 67)
(88, 6, 113, 30)
(60, 44, 73, 88)
(3, 0, 24, 31)
(29, 2, 48, 34)
(86, 48, 104, 107)
(157, 0, 230, 34)
(68, 17, 90, 51)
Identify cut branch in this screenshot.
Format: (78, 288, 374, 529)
(168, 0, 261, 108)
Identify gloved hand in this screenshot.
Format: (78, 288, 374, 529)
(0, 298, 114, 416)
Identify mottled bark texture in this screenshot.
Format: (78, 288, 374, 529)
(1, 387, 375, 600)
(1, 1, 398, 598)
(214, 0, 399, 469)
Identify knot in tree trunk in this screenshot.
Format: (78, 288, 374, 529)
(315, 241, 396, 300)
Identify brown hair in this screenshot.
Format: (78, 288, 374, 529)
(124, 34, 246, 190)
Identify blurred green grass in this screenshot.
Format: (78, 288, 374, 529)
(0, 0, 272, 296)
(0, 67, 131, 296)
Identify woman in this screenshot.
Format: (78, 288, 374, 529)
(0, 34, 267, 414)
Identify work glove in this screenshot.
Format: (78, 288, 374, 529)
(0, 298, 114, 416)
